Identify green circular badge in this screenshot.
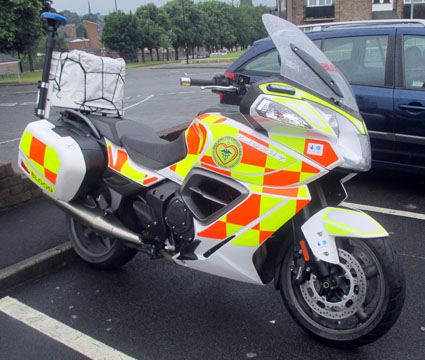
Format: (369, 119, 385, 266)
(212, 136, 243, 169)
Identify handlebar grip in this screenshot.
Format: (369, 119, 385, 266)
(180, 77, 216, 87)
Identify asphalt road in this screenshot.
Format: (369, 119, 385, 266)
(0, 64, 424, 359)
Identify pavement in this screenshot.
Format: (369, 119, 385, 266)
(0, 197, 78, 292)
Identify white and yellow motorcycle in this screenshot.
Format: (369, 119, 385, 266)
(18, 13, 405, 347)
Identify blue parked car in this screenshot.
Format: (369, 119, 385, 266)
(222, 20, 425, 172)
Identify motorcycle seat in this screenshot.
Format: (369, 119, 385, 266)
(87, 115, 187, 170)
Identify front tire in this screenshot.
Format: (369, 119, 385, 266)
(279, 237, 405, 347)
(67, 215, 137, 270)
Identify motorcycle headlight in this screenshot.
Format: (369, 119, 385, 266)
(337, 113, 371, 172)
(256, 99, 311, 128)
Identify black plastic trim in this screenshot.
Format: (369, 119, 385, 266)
(181, 168, 249, 225)
(203, 236, 235, 258)
(290, 43, 343, 98)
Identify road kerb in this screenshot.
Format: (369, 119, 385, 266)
(0, 242, 78, 293)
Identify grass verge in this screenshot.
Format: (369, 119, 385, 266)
(0, 71, 42, 85)
(126, 60, 179, 69)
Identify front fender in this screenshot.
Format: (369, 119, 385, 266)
(301, 206, 388, 264)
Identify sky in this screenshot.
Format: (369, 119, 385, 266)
(51, 0, 277, 15)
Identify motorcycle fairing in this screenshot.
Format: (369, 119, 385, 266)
(301, 207, 389, 264)
(175, 183, 311, 285)
(106, 140, 163, 186)
(164, 113, 331, 188)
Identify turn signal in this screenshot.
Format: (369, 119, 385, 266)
(299, 240, 310, 262)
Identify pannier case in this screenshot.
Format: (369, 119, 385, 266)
(18, 120, 106, 201)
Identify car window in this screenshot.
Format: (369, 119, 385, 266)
(403, 35, 425, 89)
(322, 35, 388, 87)
(240, 49, 280, 74)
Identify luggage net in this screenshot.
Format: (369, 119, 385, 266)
(48, 50, 126, 116)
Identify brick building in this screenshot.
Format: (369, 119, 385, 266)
(280, 0, 408, 26)
(65, 21, 104, 55)
(84, 20, 103, 49)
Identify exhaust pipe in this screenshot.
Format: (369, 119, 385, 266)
(51, 198, 143, 246)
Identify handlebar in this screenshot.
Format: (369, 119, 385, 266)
(180, 77, 219, 87)
(180, 73, 251, 96)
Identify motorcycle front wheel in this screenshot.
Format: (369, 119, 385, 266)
(67, 215, 137, 270)
(279, 237, 405, 347)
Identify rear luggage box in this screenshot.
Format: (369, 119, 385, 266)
(18, 120, 106, 201)
(47, 50, 126, 117)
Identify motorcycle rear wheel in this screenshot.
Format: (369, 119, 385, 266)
(279, 237, 405, 347)
(67, 215, 137, 270)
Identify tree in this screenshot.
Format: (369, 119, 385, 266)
(136, 4, 167, 61)
(197, 1, 236, 52)
(163, 0, 204, 60)
(232, 5, 267, 49)
(159, 30, 175, 61)
(240, 0, 253, 6)
(41, 0, 55, 13)
(82, 13, 99, 23)
(0, 0, 44, 71)
(102, 11, 140, 62)
(60, 10, 82, 27)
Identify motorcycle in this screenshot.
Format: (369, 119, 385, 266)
(18, 13, 405, 347)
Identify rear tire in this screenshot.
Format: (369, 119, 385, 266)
(279, 237, 405, 347)
(67, 215, 137, 270)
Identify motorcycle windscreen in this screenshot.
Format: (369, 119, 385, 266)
(262, 14, 359, 114)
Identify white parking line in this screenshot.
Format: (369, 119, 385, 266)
(123, 94, 154, 110)
(0, 296, 137, 360)
(20, 101, 37, 106)
(0, 138, 20, 145)
(343, 202, 425, 221)
(0, 102, 17, 106)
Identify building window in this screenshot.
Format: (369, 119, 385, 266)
(404, 0, 425, 3)
(307, 0, 332, 6)
(372, 0, 393, 11)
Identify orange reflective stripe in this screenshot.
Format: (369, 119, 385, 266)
(142, 177, 158, 185)
(240, 141, 267, 168)
(198, 220, 227, 239)
(303, 139, 338, 167)
(29, 137, 46, 166)
(112, 150, 128, 171)
(186, 124, 201, 155)
(197, 113, 211, 121)
(44, 168, 57, 184)
(226, 194, 261, 226)
(262, 170, 301, 187)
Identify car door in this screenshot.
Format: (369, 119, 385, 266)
(393, 28, 425, 167)
(315, 29, 397, 164)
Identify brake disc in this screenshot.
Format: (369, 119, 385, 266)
(299, 248, 367, 320)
